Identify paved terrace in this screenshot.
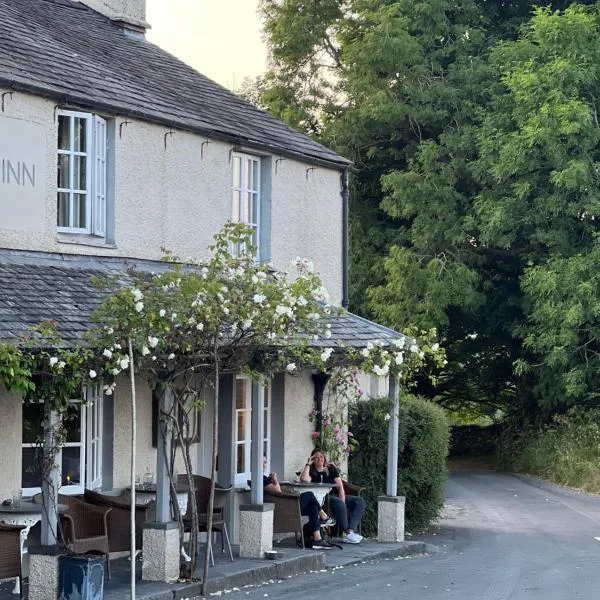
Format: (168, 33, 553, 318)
(0, 537, 433, 600)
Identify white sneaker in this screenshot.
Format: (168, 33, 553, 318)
(343, 531, 363, 544)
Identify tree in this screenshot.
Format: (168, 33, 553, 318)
(253, 0, 600, 424)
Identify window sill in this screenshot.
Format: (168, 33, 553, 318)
(56, 233, 117, 249)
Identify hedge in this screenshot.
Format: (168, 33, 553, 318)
(348, 394, 449, 534)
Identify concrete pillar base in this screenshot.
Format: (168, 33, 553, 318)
(239, 503, 273, 558)
(377, 495, 405, 542)
(142, 521, 180, 582)
(28, 546, 61, 600)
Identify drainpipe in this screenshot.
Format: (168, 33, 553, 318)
(311, 372, 331, 435)
(341, 167, 350, 310)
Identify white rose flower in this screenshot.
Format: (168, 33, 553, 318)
(431, 343, 439, 351)
(148, 336, 159, 348)
(320, 348, 333, 362)
(103, 349, 113, 359)
(119, 358, 129, 370)
(89, 370, 97, 379)
(168, 353, 175, 360)
(395, 353, 404, 365)
(57, 361, 66, 369)
(196, 323, 204, 331)
(49, 356, 58, 366)
(135, 301, 144, 312)
(159, 309, 166, 317)
(286, 363, 297, 373)
(253, 294, 266, 304)
(142, 346, 150, 356)
(132, 288, 143, 302)
(409, 344, 419, 353)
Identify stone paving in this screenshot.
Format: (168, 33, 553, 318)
(0, 537, 432, 600)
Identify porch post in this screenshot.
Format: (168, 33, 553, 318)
(240, 382, 273, 558)
(249, 382, 264, 505)
(155, 387, 173, 523)
(142, 387, 179, 582)
(29, 401, 62, 600)
(386, 376, 399, 497)
(378, 376, 405, 542)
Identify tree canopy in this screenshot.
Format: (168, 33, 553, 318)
(251, 0, 600, 423)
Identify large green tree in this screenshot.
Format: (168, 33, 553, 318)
(252, 0, 600, 423)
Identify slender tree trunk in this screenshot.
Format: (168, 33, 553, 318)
(128, 338, 137, 600)
(201, 348, 219, 594)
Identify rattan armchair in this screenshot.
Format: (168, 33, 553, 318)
(264, 489, 306, 548)
(58, 495, 112, 579)
(83, 489, 149, 553)
(0, 523, 25, 600)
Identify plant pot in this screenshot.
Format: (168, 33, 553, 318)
(58, 553, 105, 600)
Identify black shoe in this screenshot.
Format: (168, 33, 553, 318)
(312, 539, 332, 549)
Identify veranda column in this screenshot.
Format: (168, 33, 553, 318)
(378, 376, 405, 542)
(240, 382, 273, 558)
(29, 401, 62, 600)
(143, 387, 179, 582)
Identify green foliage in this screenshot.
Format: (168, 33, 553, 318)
(349, 394, 449, 534)
(254, 0, 600, 424)
(497, 408, 600, 493)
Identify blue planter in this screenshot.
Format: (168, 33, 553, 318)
(58, 554, 105, 600)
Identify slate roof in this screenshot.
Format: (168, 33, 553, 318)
(0, 250, 402, 349)
(0, 0, 350, 169)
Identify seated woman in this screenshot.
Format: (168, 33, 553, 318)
(300, 447, 364, 544)
(262, 456, 334, 549)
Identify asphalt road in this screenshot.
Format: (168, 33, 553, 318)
(235, 469, 600, 599)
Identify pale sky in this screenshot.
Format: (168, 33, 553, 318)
(146, 0, 268, 90)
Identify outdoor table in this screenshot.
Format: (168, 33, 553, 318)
(0, 500, 68, 594)
(126, 483, 189, 515)
(279, 481, 334, 507)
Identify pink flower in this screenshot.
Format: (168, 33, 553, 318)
(348, 431, 353, 437)
(311, 432, 320, 439)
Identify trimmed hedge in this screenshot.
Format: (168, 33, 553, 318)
(348, 395, 449, 534)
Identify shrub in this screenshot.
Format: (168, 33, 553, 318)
(348, 394, 450, 534)
(497, 407, 600, 492)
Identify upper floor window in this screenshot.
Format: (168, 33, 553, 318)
(57, 110, 107, 237)
(232, 152, 260, 256)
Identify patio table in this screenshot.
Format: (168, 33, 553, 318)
(0, 500, 67, 595)
(279, 481, 334, 507)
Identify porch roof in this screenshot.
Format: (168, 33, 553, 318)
(0, 250, 402, 348)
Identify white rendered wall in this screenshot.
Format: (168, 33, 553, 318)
(282, 372, 315, 480)
(0, 390, 22, 501)
(0, 89, 343, 304)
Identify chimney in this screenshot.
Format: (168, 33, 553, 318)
(76, 0, 149, 33)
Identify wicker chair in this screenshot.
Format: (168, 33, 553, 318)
(182, 475, 234, 565)
(0, 523, 25, 600)
(83, 489, 149, 553)
(264, 489, 306, 548)
(58, 495, 112, 579)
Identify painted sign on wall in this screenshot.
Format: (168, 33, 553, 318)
(0, 116, 46, 232)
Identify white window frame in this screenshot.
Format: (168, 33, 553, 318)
(21, 387, 104, 496)
(57, 110, 107, 237)
(234, 377, 271, 487)
(232, 152, 261, 256)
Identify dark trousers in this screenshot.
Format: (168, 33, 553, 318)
(328, 494, 365, 533)
(299, 491, 321, 534)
